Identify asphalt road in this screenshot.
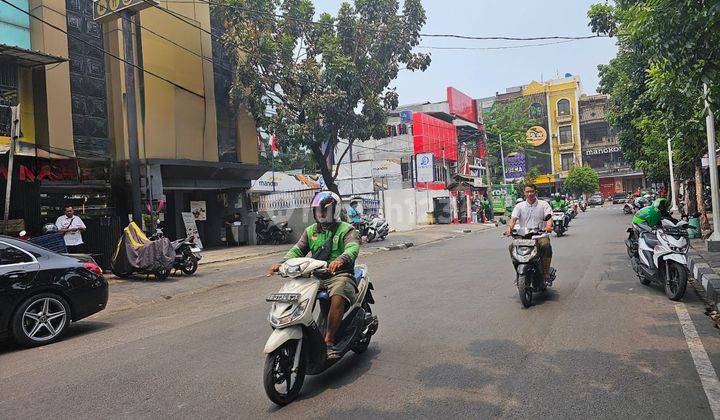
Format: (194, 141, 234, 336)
(2, 206, 720, 419)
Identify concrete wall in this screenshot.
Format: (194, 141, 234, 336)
(381, 188, 450, 232)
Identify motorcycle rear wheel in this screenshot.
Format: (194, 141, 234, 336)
(518, 275, 533, 308)
(181, 255, 198, 275)
(263, 340, 306, 406)
(665, 261, 688, 301)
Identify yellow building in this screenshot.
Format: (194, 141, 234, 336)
(523, 76, 583, 178)
(1, 0, 261, 253)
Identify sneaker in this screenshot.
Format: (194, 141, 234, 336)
(327, 345, 341, 360)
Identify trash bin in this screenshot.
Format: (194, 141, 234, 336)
(433, 197, 452, 224)
(688, 215, 701, 239)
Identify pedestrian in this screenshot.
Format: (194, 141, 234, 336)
(55, 205, 86, 253)
(482, 194, 493, 223)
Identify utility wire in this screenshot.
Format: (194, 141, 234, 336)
(0, 0, 203, 97)
(416, 40, 577, 51)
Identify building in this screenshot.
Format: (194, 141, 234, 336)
(1, 0, 261, 261)
(579, 94, 644, 196)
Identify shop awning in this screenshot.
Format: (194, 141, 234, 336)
(0, 44, 67, 67)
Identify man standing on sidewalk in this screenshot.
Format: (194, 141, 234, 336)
(55, 205, 87, 253)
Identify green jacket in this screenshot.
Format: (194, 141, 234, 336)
(632, 205, 661, 227)
(284, 222, 360, 266)
(550, 199, 568, 211)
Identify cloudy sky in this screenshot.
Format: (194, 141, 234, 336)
(316, 0, 619, 104)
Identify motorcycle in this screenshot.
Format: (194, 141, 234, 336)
(256, 215, 293, 245)
(579, 200, 587, 212)
(626, 218, 689, 301)
(623, 199, 634, 214)
(508, 224, 556, 308)
(263, 257, 378, 405)
(552, 210, 567, 237)
(151, 229, 202, 275)
(365, 217, 389, 242)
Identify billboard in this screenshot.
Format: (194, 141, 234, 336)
(447, 87, 477, 123)
(505, 152, 527, 181)
(523, 93, 552, 175)
(416, 152, 434, 183)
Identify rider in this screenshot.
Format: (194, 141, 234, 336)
(504, 183, 554, 283)
(550, 193, 568, 212)
(267, 191, 360, 360)
(632, 197, 674, 229)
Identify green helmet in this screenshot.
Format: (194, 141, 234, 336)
(653, 198, 668, 211)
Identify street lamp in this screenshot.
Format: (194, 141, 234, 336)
(704, 83, 720, 251)
(667, 137, 679, 213)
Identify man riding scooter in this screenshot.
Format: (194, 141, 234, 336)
(550, 193, 571, 227)
(268, 191, 360, 360)
(628, 197, 675, 254)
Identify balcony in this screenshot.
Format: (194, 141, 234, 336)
(556, 113, 573, 124)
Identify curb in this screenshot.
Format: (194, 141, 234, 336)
(688, 252, 720, 306)
(380, 242, 415, 251)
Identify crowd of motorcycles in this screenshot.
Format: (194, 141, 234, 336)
(623, 195, 692, 301)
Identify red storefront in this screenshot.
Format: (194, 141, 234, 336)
(412, 112, 458, 190)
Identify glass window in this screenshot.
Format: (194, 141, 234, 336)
(561, 153, 575, 171)
(0, 243, 33, 265)
(557, 99, 571, 116)
(559, 125, 573, 144)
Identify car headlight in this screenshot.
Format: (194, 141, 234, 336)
(269, 299, 309, 327)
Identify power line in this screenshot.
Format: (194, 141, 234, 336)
(416, 40, 578, 51)
(0, 0, 203, 97)
(420, 34, 605, 41)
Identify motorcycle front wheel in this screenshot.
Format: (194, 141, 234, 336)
(263, 339, 306, 406)
(181, 254, 198, 275)
(665, 261, 688, 301)
(517, 275, 533, 308)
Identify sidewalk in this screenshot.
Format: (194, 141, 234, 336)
(104, 222, 499, 313)
(688, 238, 720, 309)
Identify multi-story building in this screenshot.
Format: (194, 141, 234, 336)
(579, 94, 644, 196)
(0, 0, 261, 261)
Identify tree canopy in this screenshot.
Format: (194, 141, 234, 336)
(219, 0, 431, 193)
(564, 165, 600, 196)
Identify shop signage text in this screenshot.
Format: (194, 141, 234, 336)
(94, 0, 159, 23)
(585, 146, 620, 156)
(525, 126, 547, 147)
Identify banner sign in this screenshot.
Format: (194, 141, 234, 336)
(585, 146, 621, 156)
(181, 212, 203, 249)
(504, 152, 527, 181)
(416, 152, 434, 183)
(190, 201, 207, 221)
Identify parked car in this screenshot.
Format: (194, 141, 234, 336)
(588, 194, 605, 206)
(612, 192, 629, 204)
(0, 236, 108, 347)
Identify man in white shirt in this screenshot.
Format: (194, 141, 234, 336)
(55, 205, 87, 253)
(504, 184, 554, 282)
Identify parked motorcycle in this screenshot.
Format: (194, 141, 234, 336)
(508, 223, 557, 308)
(151, 229, 202, 275)
(111, 222, 175, 280)
(365, 217, 389, 242)
(256, 215, 293, 245)
(552, 211, 567, 237)
(626, 218, 689, 301)
(263, 257, 378, 405)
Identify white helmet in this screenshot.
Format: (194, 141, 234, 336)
(516, 198, 524, 204)
(311, 191, 342, 224)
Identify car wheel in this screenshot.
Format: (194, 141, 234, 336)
(11, 293, 71, 347)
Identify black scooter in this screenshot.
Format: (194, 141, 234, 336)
(256, 215, 293, 244)
(508, 214, 556, 308)
(151, 229, 202, 275)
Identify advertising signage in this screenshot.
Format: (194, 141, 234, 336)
(447, 87, 477, 123)
(505, 152, 527, 181)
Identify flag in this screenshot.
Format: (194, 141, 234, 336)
(257, 132, 266, 155)
(270, 133, 279, 157)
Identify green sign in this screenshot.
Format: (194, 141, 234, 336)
(93, 0, 158, 23)
(491, 184, 516, 214)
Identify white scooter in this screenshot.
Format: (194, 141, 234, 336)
(629, 218, 689, 300)
(365, 217, 389, 242)
(552, 210, 567, 237)
(263, 258, 378, 406)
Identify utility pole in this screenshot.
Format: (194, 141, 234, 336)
(705, 83, 720, 250)
(123, 11, 143, 224)
(667, 137, 679, 213)
(3, 105, 19, 234)
(499, 133, 507, 182)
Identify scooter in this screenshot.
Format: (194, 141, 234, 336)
(263, 257, 378, 405)
(579, 200, 587, 212)
(256, 215, 293, 244)
(508, 224, 557, 308)
(552, 211, 567, 237)
(365, 217, 389, 242)
(626, 218, 689, 301)
(151, 229, 202, 275)
(623, 199, 634, 214)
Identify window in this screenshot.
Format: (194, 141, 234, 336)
(0, 243, 33, 265)
(559, 125, 573, 144)
(561, 153, 575, 171)
(557, 99, 571, 116)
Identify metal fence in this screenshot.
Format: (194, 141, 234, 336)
(258, 189, 319, 212)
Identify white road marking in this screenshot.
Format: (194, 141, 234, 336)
(676, 303, 720, 419)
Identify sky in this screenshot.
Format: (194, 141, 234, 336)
(316, 0, 619, 104)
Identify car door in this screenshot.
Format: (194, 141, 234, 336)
(0, 241, 41, 335)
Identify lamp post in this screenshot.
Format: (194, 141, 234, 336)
(667, 137, 678, 213)
(704, 83, 720, 250)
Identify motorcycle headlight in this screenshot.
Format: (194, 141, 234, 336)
(269, 299, 310, 327)
(516, 246, 533, 256)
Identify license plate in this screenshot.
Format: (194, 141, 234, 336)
(266, 293, 301, 303)
(190, 247, 201, 253)
(513, 239, 535, 246)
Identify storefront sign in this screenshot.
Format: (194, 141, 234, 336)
(525, 126, 548, 147)
(585, 146, 621, 156)
(416, 152, 434, 183)
(181, 212, 203, 249)
(94, 0, 159, 23)
(190, 201, 207, 221)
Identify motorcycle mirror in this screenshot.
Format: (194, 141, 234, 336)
(544, 214, 552, 221)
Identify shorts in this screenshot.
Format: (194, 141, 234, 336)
(322, 273, 357, 306)
(508, 236, 552, 258)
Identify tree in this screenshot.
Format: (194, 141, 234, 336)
(220, 0, 431, 193)
(564, 165, 600, 196)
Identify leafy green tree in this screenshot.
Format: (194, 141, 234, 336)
(564, 165, 600, 196)
(220, 0, 431, 193)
